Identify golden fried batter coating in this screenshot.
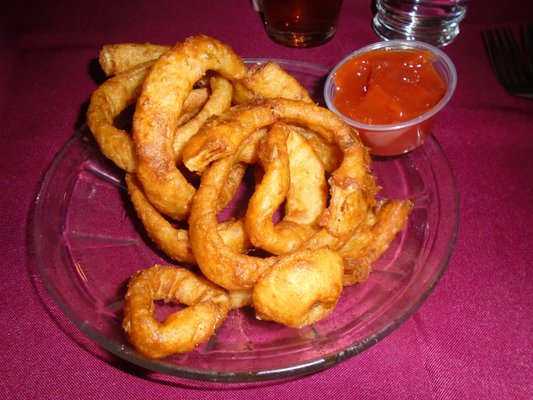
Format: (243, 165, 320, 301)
(99, 43, 169, 76)
(87, 61, 152, 172)
(122, 265, 231, 359)
(284, 126, 328, 227)
(126, 173, 250, 265)
(340, 199, 413, 285)
(133, 35, 248, 220)
(86, 58, 210, 173)
(172, 74, 233, 163)
(228, 289, 253, 309)
(185, 98, 378, 250)
(189, 156, 276, 291)
(233, 62, 313, 104)
(244, 123, 318, 255)
(252, 248, 344, 328)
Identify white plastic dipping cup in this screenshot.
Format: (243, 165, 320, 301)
(372, 0, 468, 47)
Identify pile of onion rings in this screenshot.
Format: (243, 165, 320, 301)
(86, 35, 413, 359)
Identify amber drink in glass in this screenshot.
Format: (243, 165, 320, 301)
(259, 0, 343, 47)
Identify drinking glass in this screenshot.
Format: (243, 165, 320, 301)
(254, 0, 343, 47)
(372, 0, 468, 47)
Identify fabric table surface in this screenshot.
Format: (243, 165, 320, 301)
(1, 0, 531, 399)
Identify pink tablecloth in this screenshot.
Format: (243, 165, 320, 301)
(1, 0, 532, 398)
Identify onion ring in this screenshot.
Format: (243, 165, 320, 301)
(293, 125, 343, 173)
(188, 99, 377, 290)
(228, 289, 253, 309)
(252, 248, 344, 328)
(172, 74, 233, 163)
(125, 172, 250, 265)
(87, 59, 211, 173)
(99, 43, 169, 76)
(284, 125, 328, 227)
(99, 43, 311, 106)
(133, 34, 248, 220)
(182, 101, 278, 173)
(122, 265, 230, 359)
(244, 123, 318, 255)
(87, 61, 152, 172)
(189, 155, 276, 291)
(340, 199, 413, 285)
(233, 62, 312, 104)
(184, 98, 378, 248)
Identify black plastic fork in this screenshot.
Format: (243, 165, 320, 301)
(482, 23, 533, 99)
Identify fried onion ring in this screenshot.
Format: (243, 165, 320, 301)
(122, 265, 230, 358)
(87, 61, 152, 172)
(228, 289, 253, 309)
(184, 98, 378, 249)
(99, 43, 169, 76)
(133, 34, 248, 220)
(293, 125, 343, 173)
(340, 199, 413, 285)
(125, 172, 250, 265)
(233, 62, 313, 104)
(86, 59, 210, 172)
(252, 248, 344, 328)
(182, 102, 278, 173)
(188, 99, 378, 290)
(189, 155, 276, 291)
(284, 125, 328, 227)
(172, 74, 233, 163)
(244, 123, 318, 255)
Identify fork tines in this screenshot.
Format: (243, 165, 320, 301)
(522, 23, 533, 71)
(482, 23, 533, 98)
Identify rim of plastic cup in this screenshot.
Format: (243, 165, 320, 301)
(324, 40, 457, 131)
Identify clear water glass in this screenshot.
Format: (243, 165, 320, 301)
(372, 0, 468, 47)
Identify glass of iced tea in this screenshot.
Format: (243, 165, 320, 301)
(255, 0, 343, 47)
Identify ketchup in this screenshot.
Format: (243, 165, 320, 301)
(332, 49, 446, 125)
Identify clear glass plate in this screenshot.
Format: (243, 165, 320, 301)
(33, 59, 459, 382)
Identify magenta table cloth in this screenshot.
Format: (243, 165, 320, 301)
(1, 0, 532, 398)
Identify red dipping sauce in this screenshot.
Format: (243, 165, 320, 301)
(325, 42, 456, 156)
(332, 49, 446, 125)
